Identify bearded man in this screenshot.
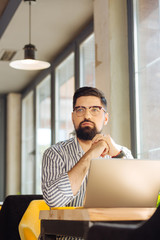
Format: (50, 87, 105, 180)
(42, 86, 133, 208)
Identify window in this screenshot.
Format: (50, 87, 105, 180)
(129, 0, 160, 159)
(80, 33, 95, 87)
(21, 23, 94, 193)
(36, 75, 51, 193)
(55, 53, 75, 143)
(21, 91, 34, 194)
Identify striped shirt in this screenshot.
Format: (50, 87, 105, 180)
(41, 136, 133, 239)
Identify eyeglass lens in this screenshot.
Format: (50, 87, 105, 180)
(74, 106, 105, 116)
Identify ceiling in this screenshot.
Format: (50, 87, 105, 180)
(0, 0, 93, 94)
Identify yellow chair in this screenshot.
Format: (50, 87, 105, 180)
(19, 199, 50, 240)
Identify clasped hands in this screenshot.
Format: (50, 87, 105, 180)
(91, 134, 121, 158)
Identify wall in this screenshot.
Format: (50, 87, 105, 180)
(6, 93, 21, 195)
(0, 96, 6, 201)
(93, 0, 131, 149)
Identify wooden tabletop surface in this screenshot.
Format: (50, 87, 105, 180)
(39, 207, 156, 221)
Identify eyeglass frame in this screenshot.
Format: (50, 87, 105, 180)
(73, 105, 106, 117)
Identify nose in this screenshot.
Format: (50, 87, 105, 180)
(84, 108, 91, 119)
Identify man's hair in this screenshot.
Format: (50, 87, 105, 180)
(73, 86, 107, 109)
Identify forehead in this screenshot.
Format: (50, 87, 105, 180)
(75, 96, 102, 107)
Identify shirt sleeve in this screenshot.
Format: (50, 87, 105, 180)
(121, 146, 134, 159)
(41, 147, 75, 207)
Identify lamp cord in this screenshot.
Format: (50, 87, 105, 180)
(29, 1, 31, 44)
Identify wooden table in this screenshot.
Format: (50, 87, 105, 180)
(39, 208, 156, 240)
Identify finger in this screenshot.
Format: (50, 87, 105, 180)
(100, 144, 110, 157)
(92, 134, 105, 143)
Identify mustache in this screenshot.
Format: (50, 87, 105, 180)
(80, 119, 95, 126)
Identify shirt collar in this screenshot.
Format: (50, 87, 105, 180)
(74, 136, 84, 156)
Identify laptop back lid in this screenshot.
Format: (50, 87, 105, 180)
(84, 159, 160, 208)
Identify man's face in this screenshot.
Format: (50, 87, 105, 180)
(72, 96, 108, 140)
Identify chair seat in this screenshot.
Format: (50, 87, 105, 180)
(87, 206, 160, 240)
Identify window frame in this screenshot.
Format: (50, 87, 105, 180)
(127, 0, 137, 158)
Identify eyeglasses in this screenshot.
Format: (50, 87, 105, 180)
(73, 106, 106, 117)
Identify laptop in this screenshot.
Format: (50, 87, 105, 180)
(84, 159, 160, 208)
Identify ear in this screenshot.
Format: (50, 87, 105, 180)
(71, 112, 74, 123)
(104, 112, 109, 125)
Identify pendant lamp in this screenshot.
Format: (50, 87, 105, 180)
(9, 0, 50, 70)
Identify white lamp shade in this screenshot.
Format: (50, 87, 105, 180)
(9, 59, 51, 70)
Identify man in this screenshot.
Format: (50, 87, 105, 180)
(42, 87, 133, 208)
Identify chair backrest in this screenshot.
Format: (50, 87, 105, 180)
(19, 199, 50, 240)
(0, 195, 43, 240)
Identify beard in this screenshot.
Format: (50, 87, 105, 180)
(75, 119, 100, 140)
